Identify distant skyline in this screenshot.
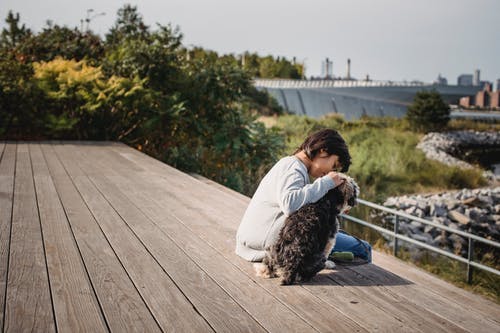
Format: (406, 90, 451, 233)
(1, 0, 499, 85)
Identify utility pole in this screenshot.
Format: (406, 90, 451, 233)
(81, 9, 105, 33)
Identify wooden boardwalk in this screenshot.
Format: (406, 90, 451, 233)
(0, 141, 499, 332)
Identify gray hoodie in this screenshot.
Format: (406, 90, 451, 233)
(235, 156, 336, 261)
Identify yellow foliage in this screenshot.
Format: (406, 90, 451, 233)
(32, 57, 147, 104)
(33, 57, 103, 85)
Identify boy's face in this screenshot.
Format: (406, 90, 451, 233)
(309, 152, 342, 178)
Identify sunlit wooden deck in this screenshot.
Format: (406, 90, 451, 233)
(0, 141, 499, 332)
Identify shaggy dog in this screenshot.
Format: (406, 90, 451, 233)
(255, 175, 359, 285)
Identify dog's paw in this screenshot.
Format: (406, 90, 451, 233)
(325, 260, 336, 270)
(253, 263, 272, 278)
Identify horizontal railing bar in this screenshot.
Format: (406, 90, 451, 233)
(339, 214, 500, 277)
(356, 198, 500, 248)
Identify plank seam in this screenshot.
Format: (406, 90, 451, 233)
(29, 144, 58, 333)
(1, 143, 15, 333)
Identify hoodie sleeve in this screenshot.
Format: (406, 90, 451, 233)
(276, 166, 336, 216)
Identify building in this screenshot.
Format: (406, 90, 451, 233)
(491, 91, 500, 108)
(473, 69, 480, 86)
(475, 83, 492, 108)
(475, 90, 490, 108)
(457, 74, 473, 86)
(459, 96, 473, 108)
(478, 81, 493, 90)
(459, 82, 500, 109)
(435, 74, 448, 85)
(496, 79, 500, 91)
(321, 58, 333, 79)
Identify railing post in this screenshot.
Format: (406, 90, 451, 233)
(467, 238, 474, 284)
(393, 215, 399, 257)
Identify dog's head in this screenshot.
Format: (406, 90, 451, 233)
(325, 174, 359, 214)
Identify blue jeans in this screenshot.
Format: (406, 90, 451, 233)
(331, 230, 372, 263)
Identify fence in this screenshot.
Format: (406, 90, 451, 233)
(339, 199, 500, 283)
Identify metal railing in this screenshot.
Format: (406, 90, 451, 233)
(339, 198, 500, 283)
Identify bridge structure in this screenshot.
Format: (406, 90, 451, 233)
(0, 141, 499, 332)
(254, 79, 483, 120)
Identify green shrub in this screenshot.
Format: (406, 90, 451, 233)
(406, 90, 450, 133)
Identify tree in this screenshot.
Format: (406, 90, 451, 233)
(0, 11, 31, 50)
(0, 53, 45, 138)
(406, 90, 450, 132)
(15, 23, 104, 63)
(105, 4, 150, 46)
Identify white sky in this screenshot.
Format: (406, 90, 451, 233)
(1, 0, 499, 84)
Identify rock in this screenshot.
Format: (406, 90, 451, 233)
(446, 200, 459, 211)
(448, 210, 471, 225)
(433, 235, 449, 246)
(384, 197, 398, 207)
(414, 207, 426, 218)
(417, 131, 500, 182)
(467, 208, 482, 221)
(412, 233, 433, 244)
(430, 203, 448, 217)
(424, 225, 435, 233)
(405, 207, 416, 215)
(409, 221, 423, 233)
(477, 195, 493, 206)
(463, 196, 493, 209)
(378, 185, 500, 255)
(449, 234, 467, 254)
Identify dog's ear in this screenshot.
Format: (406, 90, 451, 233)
(338, 177, 359, 211)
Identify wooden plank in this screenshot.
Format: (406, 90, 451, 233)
(29, 143, 108, 332)
(81, 143, 368, 333)
(52, 143, 220, 333)
(0, 143, 15, 331)
(372, 251, 500, 321)
(67, 142, 321, 333)
(315, 268, 467, 333)
(189, 173, 250, 205)
(40, 143, 161, 333)
(4, 143, 55, 332)
(347, 263, 500, 332)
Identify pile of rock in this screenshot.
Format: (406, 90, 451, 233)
(378, 187, 500, 256)
(417, 130, 500, 181)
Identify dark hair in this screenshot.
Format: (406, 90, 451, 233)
(294, 129, 351, 172)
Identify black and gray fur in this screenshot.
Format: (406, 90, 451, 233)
(255, 176, 359, 285)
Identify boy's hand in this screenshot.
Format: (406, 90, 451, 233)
(328, 171, 345, 188)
